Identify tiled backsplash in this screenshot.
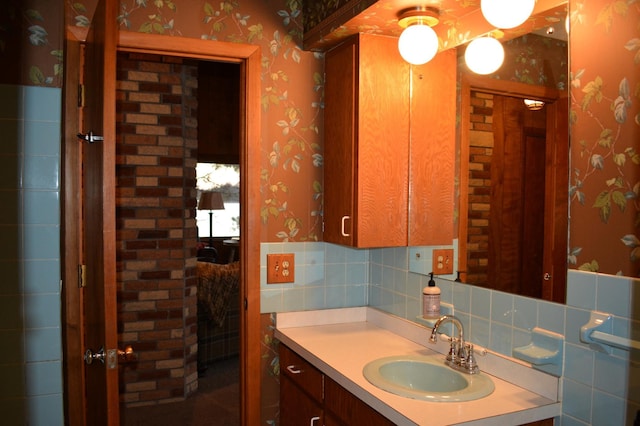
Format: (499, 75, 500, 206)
(0, 84, 63, 425)
(260, 242, 369, 312)
(261, 242, 640, 425)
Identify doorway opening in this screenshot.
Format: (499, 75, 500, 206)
(113, 51, 241, 423)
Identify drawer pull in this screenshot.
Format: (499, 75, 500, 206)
(341, 216, 351, 237)
(286, 365, 302, 374)
(310, 416, 320, 426)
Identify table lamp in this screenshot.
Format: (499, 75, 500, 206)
(198, 191, 225, 248)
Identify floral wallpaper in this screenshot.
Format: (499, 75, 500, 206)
(0, 0, 63, 86)
(494, 33, 568, 89)
(93, 0, 325, 244)
(3, 0, 639, 422)
(569, 0, 640, 277)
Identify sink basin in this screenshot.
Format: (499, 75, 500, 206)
(362, 355, 494, 402)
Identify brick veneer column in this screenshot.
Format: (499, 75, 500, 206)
(115, 52, 199, 406)
(466, 91, 494, 285)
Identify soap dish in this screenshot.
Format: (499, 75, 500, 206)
(415, 302, 454, 328)
(512, 327, 563, 376)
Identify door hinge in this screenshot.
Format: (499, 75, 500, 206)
(78, 264, 86, 288)
(244, 298, 248, 310)
(78, 84, 84, 108)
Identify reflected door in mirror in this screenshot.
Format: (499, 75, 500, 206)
(463, 90, 567, 302)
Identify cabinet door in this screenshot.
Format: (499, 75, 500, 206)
(324, 36, 357, 246)
(324, 33, 410, 248)
(324, 376, 395, 426)
(280, 376, 323, 426)
(408, 49, 457, 246)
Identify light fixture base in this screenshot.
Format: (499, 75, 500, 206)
(398, 7, 440, 28)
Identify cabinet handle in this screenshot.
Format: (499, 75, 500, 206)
(341, 216, 350, 237)
(310, 416, 320, 426)
(286, 365, 302, 374)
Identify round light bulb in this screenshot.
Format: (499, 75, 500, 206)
(398, 24, 439, 65)
(464, 37, 505, 75)
(480, 0, 535, 29)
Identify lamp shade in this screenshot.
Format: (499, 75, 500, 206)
(464, 37, 505, 75)
(480, 0, 535, 29)
(398, 24, 439, 65)
(198, 191, 225, 210)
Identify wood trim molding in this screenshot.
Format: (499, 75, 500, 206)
(462, 74, 563, 101)
(118, 31, 257, 62)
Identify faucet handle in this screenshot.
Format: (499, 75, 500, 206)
(465, 343, 479, 374)
(446, 339, 458, 364)
(457, 342, 468, 365)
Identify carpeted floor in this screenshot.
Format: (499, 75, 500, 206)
(121, 357, 240, 426)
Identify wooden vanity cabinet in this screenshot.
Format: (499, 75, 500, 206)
(323, 33, 456, 248)
(280, 344, 393, 426)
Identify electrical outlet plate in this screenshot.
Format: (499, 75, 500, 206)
(432, 249, 454, 275)
(267, 253, 295, 284)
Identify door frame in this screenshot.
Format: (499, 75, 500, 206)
(458, 74, 568, 303)
(62, 31, 262, 425)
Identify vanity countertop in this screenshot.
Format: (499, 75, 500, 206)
(274, 307, 561, 426)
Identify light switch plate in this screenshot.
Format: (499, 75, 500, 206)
(267, 253, 295, 284)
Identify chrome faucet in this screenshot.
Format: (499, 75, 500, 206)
(429, 315, 479, 374)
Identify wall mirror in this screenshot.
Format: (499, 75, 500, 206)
(410, 4, 569, 303)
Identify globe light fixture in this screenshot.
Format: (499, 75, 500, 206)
(397, 7, 440, 65)
(480, 0, 535, 29)
(464, 35, 505, 75)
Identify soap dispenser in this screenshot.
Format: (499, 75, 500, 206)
(422, 272, 441, 319)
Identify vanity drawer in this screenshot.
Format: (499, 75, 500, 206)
(279, 344, 323, 402)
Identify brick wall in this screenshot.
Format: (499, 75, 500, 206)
(466, 91, 494, 285)
(115, 52, 199, 406)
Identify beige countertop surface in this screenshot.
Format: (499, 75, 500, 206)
(274, 307, 561, 426)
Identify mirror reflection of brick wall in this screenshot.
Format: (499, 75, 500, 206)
(466, 91, 494, 286)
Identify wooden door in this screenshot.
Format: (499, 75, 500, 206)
(489, 95, 567, 300)
(489, 95, 546, 297)
(80, 0, 120, 423)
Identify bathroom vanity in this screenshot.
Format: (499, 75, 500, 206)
(275, 307, 560, 426)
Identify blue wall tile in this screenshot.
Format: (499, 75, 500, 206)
(0, 85, 63, 425)
(365, 249, 639, 425)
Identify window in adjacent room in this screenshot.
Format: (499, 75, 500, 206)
(196, 162, 240, 238)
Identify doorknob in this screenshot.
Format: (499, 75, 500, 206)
(543, 273, 552, 281)
(118, 345, 136, 362)
(85, 345, 135, 368)
(84, 346, 106, 365)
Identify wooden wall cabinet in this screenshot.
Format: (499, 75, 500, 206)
(279, 344, 393, 426)
(323, 33, 456, 248)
